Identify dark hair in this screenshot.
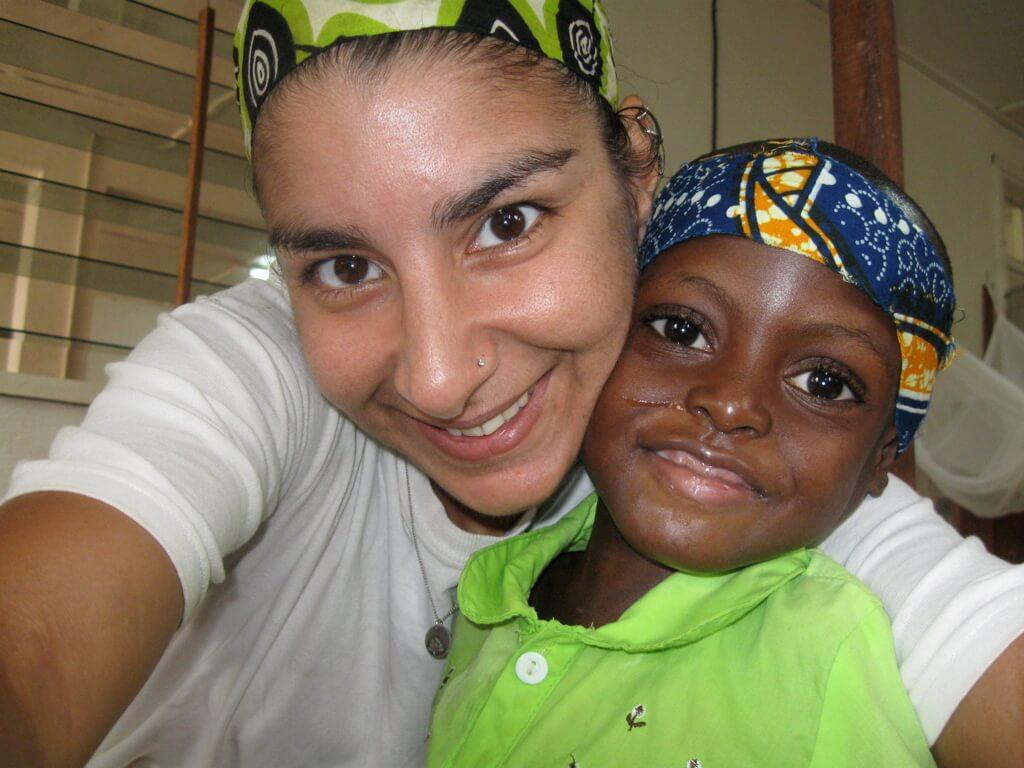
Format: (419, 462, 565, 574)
(700, 139, 953, 280)
(251, 28, 660, 206)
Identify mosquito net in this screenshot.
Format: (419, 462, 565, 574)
(916, 315, 1024, 518)
(986, 314, 1024, 389)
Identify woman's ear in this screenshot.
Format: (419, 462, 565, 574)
(868, 424, 900, 497)
(617, 94, 662, 243)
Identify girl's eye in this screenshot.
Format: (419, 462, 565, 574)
(649, 316, 710, 350)
(315, 255, 384, 288)
(473, 204, 543, 249)
(788, 366, 859, 401)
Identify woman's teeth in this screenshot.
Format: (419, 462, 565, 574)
(446, 392, 530, 438)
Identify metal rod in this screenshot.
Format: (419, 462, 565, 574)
(982, 283, 996, 353)
(0, 326, 134, 352)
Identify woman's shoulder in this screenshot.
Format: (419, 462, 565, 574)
(819, 476, 941, 568)
(153, 278, 304, 374)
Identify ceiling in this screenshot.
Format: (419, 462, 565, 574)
(808, 0, 1024, 135)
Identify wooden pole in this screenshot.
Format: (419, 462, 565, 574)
(829, 0, 915, 485)
(830, 0, 904, 185)
(175, 6, 216, 307)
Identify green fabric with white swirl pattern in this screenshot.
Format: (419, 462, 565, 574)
(233, 0, 618, 154)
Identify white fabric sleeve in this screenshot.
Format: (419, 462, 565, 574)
(821, 475, 1024, 744)
(2, 280, 320, 621)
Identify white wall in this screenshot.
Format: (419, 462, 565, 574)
(0, 393, 86, 491)
(607, 0, 1024, 353)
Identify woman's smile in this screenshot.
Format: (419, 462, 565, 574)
(407, 367, 552, 463)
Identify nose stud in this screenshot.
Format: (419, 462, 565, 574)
(477, 357, 487, 368)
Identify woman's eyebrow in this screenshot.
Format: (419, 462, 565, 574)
(268, 223, 373, 253)
(431, 148, 577, 229)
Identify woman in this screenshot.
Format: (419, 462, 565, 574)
(0, 2, 1020, 766)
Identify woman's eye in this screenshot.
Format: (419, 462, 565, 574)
(473, 204, 543, 249)
(788, 366, 858, 401)
(315, 255, 384, 288)
(649, 317, 710, 350)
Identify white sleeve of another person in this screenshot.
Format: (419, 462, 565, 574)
(2, 278, 326, 621)
(821, 475, 1024, 744)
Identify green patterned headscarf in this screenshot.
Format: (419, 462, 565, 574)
(233, 0, 618, 154)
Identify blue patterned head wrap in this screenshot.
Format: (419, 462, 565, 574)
(639, 139, 956, 454)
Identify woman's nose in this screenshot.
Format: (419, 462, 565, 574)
(392, 284, 493, 421)
(684, 365, 773, 438)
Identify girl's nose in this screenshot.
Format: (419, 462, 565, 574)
(392, 284, 494, 421)
(683, 366, 773, 438)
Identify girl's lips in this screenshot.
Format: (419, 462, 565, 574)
(411, 369, 553, 462)
(646, 447, 766, 505)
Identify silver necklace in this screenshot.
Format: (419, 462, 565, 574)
(404, 462, 458, 659)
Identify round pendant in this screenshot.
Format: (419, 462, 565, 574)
(425, 622, 451, 659)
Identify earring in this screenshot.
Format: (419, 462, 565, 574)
(618, 105, 666, 178)
(477, 357, 487, 368)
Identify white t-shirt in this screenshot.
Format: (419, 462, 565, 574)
(5, 278, 1023, 765)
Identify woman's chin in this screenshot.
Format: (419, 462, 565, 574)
(434, 452, 577, 520)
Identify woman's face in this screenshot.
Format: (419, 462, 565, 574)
(256, 54, 652, 520)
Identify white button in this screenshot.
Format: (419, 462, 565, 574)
(515, 651, 548, 685)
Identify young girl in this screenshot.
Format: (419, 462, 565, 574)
(427, 139, 954, 766)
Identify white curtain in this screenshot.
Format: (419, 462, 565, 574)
(916, 315, 1024, 518)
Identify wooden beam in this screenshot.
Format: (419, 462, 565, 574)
(176, 6, 215, 307)
(830, 0, 915, 486)
(830, 0, 904, 185)
(0, 63, 245, 157)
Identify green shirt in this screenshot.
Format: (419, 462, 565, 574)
(428, 494, 934, 768)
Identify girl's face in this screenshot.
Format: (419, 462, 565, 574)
(255, 55, 654, 521)
(583, 236, 901, 572)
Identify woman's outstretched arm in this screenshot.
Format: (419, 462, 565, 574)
(932, 633, 1024, 768)
(0, 281, 321, 766)
(822, 476, 1024, 761)
(0, 492, 182, 768)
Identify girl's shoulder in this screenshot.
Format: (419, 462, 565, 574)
(763, 549, 890, 657)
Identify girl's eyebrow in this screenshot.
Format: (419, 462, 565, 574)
(430, 148, 577, 229)
(669, 274, 739, 316)
(654, 271, 896, 372)
(799, 321, 896, 372)
(268, 223, 373, 254)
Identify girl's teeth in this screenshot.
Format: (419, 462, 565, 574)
(444, 391, 531, 438)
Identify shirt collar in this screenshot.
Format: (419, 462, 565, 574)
(458, 493, 810, 651)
